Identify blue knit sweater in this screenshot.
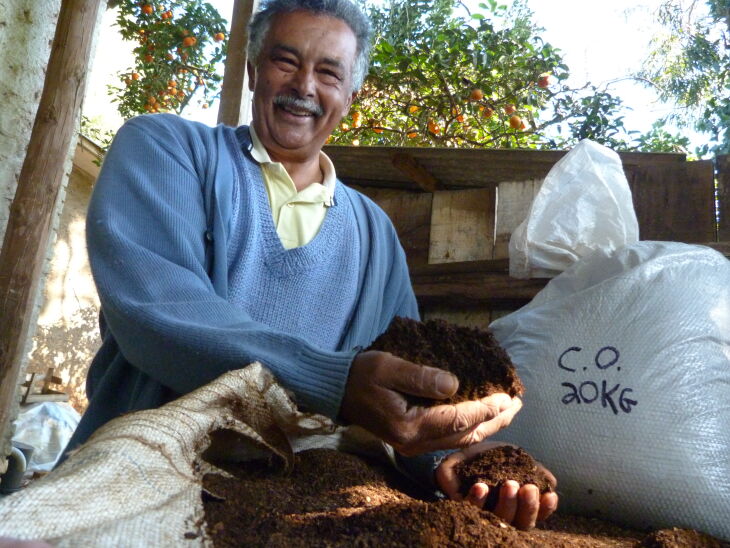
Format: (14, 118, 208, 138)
(65, 113, 419, 455)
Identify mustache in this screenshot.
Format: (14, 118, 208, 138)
(273, 94, 324, 117)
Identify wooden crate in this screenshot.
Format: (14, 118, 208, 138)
(327, 145, 728, 329)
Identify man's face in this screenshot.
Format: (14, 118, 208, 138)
(248, 10, 358, 162)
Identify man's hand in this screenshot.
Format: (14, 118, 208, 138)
(435, 441, 559, 530)
(340, 351, 522, 456)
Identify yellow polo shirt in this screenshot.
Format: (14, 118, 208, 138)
(249, 126, 336, 250)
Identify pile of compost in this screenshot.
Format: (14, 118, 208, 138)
(199, 317, 726, 547)
(201, 449, 726, 547)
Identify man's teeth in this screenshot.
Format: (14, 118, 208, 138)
(282, 105, 313, 116)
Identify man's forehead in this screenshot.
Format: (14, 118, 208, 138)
(264, 11, 357, 49)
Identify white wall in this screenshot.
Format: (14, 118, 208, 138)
(0, 0, 61, 237)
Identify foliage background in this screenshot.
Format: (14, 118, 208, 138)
(93, 0, 724, 155)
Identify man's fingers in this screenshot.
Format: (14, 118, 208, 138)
(465, 483, 489, 509)
(434, 451, 467, 500)
(537, 491, 559, 521)
(374, 354, 459, 399)
(399, 396, 521, 455)
(493, 480, 520, 524)
(512, 484, 541, 530)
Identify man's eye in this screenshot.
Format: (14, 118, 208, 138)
(274, 57, 297, 69)
(320, 70, 342, 83)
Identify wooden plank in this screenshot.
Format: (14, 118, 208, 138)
(217, 0, 258, 126)
(410, 258, 509, 276)
(494, 179, 542, 259)
(429, 188, 496, 264)
(412, 270, 547, 307)
(629, 160, 716, 243)
(392, 152, 443, 192)
(422, 307, 493, 330)
(717, 155, 730, 242)
(0, 0, 101, 465)
(376, 193, 433, 268)
(706, 241, 730, 257)
(325, 145, 687, 191)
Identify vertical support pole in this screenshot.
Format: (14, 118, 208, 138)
(217, 0, 258, 127)
(0, 0, 102, 463)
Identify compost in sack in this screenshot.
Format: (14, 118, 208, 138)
(509, 139, 639, 279)
(491, 241, 730, 540)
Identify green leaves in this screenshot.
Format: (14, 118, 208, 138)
(638, 0, 730, 154)
(111, 0, 228, 120)
(333, 0, 570, 148)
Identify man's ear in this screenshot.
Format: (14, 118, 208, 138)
(342, 91, 357, 116)
(247, 61, 256, 91)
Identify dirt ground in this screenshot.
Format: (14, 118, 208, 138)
(202, 449, 728, 548)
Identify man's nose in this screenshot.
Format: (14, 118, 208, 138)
(290, 67, 316, 97)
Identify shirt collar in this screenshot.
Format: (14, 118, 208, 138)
(248, 125, 337, 205)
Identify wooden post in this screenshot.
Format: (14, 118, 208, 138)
(217, 0, 258, 127)
(0, 0, 102, 457)
(717, 155, 730, 243)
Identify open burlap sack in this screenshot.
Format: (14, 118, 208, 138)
(0, 362, 383, 547)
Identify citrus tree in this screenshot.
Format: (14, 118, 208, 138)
(330, 0, 633, 149)
(108, 0, 228, 119)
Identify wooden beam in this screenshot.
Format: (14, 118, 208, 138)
(717, 155, 730, 243)
(409, 258, 547, 307)
(217, 0, 258, 126)
(0, 0, 101, 458)
(392, 152, 443, 192)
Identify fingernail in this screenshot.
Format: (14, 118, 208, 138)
(436, 372, 458, 396)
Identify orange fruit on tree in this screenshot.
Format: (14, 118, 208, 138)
(407, 131, 418, 139)
(456, 114, 464, 123)
(141, 4, 154, 15)
(214, 32, 225, 42)
(509, 114, 522, 129)
(144, 54, 154, 63)
(408, 105, 420, 113)
(373, 127, 384, 134)
(165, 53, 174, 60)
(428, 120, 440, 134)
(131, 72, 141, 81)
(504, 104, 516, 115)
(168, 80, 177, 87)
(469, 88, 484, 101)
(182, 36, 197, 47)
(538, 75, 550, 88)
(482, 106, 494, 118)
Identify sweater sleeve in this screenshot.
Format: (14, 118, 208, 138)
(86, 115, 356, 418)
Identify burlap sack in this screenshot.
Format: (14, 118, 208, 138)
(0, 362, 380, 547)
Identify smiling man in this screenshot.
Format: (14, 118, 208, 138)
(62, 0, 556, 531)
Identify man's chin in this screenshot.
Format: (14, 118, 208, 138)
(269, 131, 324, 155)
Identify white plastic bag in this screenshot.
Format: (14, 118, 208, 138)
(491, 241, 730, 540)
(509, 139, 639, 279)
(12, 402, 80, 472)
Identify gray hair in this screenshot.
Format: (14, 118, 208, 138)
(247, 0, 372, 92)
